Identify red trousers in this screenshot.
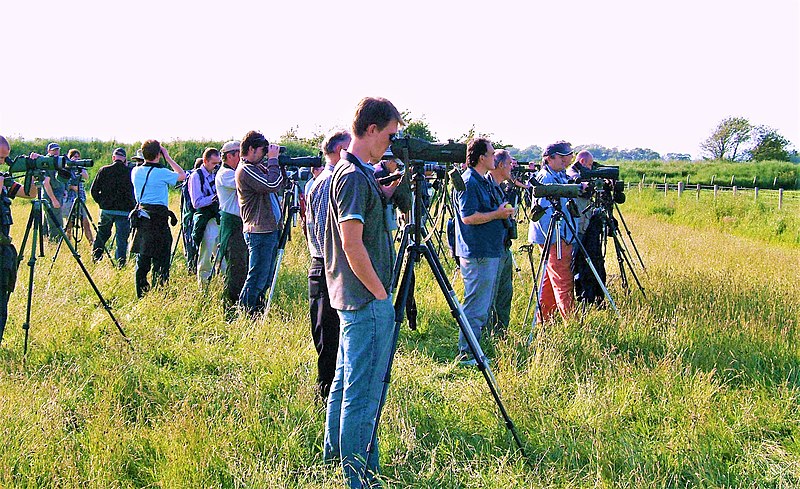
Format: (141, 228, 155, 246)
(538, 242, 575, 323)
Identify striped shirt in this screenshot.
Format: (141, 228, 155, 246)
(234, 157, 285, 234)
(305, 163, 336, 258)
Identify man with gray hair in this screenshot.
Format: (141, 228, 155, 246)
(215, 140, 247, 315)
(487, 149, 518, 336)
(305, 129, 351, 402)
(567, 149, 607, 305)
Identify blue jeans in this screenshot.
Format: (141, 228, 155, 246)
(239, 231, 279, 314)
(458, 256, 500, 353)
(324, 295, 395, 488)
(93, 211, 131, 263)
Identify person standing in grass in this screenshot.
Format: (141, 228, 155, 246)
(235, 131, 285, 315)
(215, 140, 248, 317)
(531, 141, 578, 322)
(0, 135, 59, 344)
(91, 147, 136, 267)
(323, 97, 402, 488)
(305, 129, 351, 402)
(188, 147, 221, 287)
(130, 140, 185, 298)
(452, 138, 514, 365)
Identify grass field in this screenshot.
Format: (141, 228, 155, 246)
(0, 194, 798, 488)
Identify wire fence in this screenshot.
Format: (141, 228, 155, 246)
(628, 181, 800, 211)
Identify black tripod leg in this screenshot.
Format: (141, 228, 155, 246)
(42, 202, 132, 348)
(521, 245, 539, 326)
(561, 216, 619, 316)
(615, 203, 646, 271)
(390, 225, 411, 292)
(21, 202, 43, 358)
(419, 241, 528, 456)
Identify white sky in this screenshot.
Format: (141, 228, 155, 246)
(2, 0, 798, 159)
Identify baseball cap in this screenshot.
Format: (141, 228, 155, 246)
(131, 149, 145, 162)
(221, 140, 241, 154)
(543, 141, 573, 157)
(112, 147, 127, 158)
(47, 142, 60, 152)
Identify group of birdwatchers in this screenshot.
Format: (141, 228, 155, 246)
(0, 96, 607, 488)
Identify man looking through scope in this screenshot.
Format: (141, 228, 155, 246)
(0, 135, 58, 343)
(322, 97, 402, 488)
(130, 140, 185, 298)
(235, 131, 285, 316)
(567, 149, 607, 305)
(453, 138, 514, 365)
(29, 143, 67, 241)
(531, 141, 578, 323)
(63, 148, 94, 245)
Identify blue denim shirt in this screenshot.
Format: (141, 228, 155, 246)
(454, 167, 505, 258)
(531, 165, 577, 245)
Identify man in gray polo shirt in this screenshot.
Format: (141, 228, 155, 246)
(323, 97, 402, 488)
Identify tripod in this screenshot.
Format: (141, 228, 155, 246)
(368, 159, 527, 459)
(590, 194, 646, 298)
(13, 177, 130, 357)
(49, 187, 115, 271)
(263, 177, 300, 318)
(527, 197, 619, 343)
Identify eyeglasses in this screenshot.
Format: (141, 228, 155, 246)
(388, 133, 398, 143)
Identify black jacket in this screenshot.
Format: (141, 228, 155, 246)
(90, 161, 136, 212)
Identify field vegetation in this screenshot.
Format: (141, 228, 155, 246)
(0, 184, 797, 488)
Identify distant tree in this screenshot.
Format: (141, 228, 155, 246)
(401, 112, 437, 142)
(278, 125, 323, 154)
(508, 145, 542, 163)
(575, 144, 613, 161)
(700, 117, 752, 161)
(665, 153, 692, 161)
(748, 126, 791, 162)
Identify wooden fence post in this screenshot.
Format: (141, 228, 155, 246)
(754, 187, 759, 202)
(778, 188, 783, 209)
(696, 183, 701, 200)
(713, 185, 718, 200)
(733, 185, 738, 196)
(678, 181, 684, 197)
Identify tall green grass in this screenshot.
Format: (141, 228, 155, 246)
(0, 196, 797, 488)
(621, 187, 799, 247)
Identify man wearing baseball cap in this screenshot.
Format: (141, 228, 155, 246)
(215, 140, 247, 316)
(33, 143, 67, 240)
(531, 141, 578, 323)
(90, 147, 136, 266)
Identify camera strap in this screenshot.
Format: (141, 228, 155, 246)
(340, 152, 388, 209)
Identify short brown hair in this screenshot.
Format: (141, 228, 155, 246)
(351, 97, 403, 138)
(141, 140, 161, 162)
(202, 147, 220, 162)
(467, 138, 492, 168)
